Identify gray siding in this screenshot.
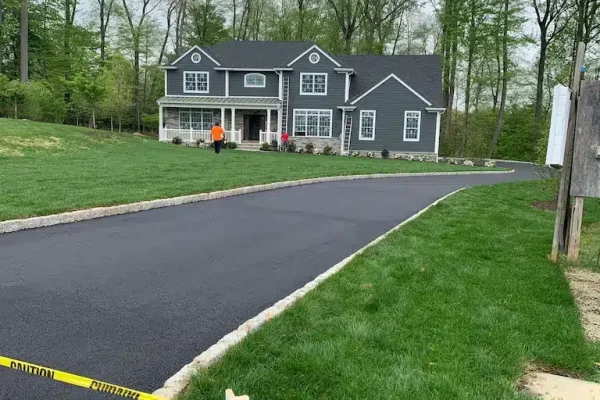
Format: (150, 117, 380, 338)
(229, 72, 279, 97)
(287, 51, 345, 139)
(349, 80, 437, 153)
(167, 50, 225, 96)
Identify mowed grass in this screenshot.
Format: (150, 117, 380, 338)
(0, 119, 489, 221)
(181, 180, 599, 400)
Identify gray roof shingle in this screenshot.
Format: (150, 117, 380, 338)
(205, 41, 315, 68)
(336, 54, 443, 107)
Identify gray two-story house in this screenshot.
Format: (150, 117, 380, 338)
(157, 41, 444, 159)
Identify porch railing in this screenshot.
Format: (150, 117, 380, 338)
(161, 129, 242, 144)
(259, 130, 280, 146)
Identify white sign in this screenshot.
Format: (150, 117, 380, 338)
(545, 85, 571, 167)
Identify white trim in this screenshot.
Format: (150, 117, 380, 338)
(164, 70, 167, 96)
(183, 71, 210, 94)
(344, 73, 350, 102)
(309, 52, 320, 64)
(340, 109, 346, 154)
(225, 71, 229, 97)
(350, 73, 432, 106)
(220, 107, 225, 127)
(277, 71, 283, 100)
(403, 111, 421, 142)
(337, 106, 356, 110)
(213, 67, 293, 71)
(159, 65, 177, 70)
(277, 106, 283, 133)
(190, 53, 202, 63)
(292, 109, 333, 138)
(160, 103, 280, 110)
(334, 67, 354, 74)
(158, 105, 164, 140)
(244, 73, 267, 88)
(299, 73, 328, 96)
(434, 111, 441, 156)
(287, 44, 342, 67)
(231, 108, 236, 131)
(426, 107, 446, 112)
(159, 95, 279, 99)
(171, 45, 221, 66)
(267, 108, 272, 132)
(359, 110, 376, 141)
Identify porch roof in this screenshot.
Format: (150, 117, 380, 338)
(157, 96, 281, 107)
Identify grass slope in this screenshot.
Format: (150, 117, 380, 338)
(182, 180, 599, 400)
(1, 119, 488, 221)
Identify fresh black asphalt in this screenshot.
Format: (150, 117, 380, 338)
(0, 163, 535, 399)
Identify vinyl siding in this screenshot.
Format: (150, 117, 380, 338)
(167, 50, 225, 96)
(287, 51, 345, 139)
(229, 72, 279, 97)
(350, 80, 436, 153)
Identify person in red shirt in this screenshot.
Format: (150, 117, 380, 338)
(211, 122, 225, 154)
(281, 132, 289, 152)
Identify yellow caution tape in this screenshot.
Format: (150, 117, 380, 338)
(0, 355, 163, 400)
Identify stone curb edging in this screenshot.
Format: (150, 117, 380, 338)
(152, 187, 466, 399)
(0, 170, 511, 235)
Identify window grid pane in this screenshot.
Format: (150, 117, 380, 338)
(405, 112, 420, 140)
(246, 74, 265, 86)
(360, 111, 375, 139)
(301, 74, 326, 94)
(185, 72, 208, 92)
(293, 110, 331, 137)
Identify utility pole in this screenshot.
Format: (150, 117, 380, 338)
(550, 42, 585, 262)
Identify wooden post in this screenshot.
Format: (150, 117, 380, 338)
(567, 197, 585, 262)
(550, 42, 585, 262)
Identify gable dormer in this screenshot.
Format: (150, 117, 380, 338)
(163, 46, 224, 96)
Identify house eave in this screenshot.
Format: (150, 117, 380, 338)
(337, 106, 356, 111)
(334, 68, 355, 74)
(425, 107, 446, 113)
(159, 66, 177, 70)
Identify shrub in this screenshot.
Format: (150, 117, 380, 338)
(323, 145, 333, 155)
(305, 142, 315, 154)
(195, 138, 204, 147)
(367, 151, 375, 158)
(381, 149, 390, 159)
(352, 151, 361, 157)
(172, 136, 183, 145)
(141, 113, 159, 133)
(226, 141, 237, 149)
(297, 148, 304, 154)
(260, 142, 271, 151)
(270, 139, 279, 151)
(287, 140, 297, 153)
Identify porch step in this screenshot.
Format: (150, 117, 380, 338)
(236, 142, 261, 152)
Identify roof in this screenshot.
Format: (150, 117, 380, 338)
(157, 96, 281, 106)
(187, 41, 314, 69)
(336, 54, 443, 107)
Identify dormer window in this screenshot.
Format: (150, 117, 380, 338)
(300, 73, 327, 95)
(184, 71, 209, 93)
(244, 73, 266, 88)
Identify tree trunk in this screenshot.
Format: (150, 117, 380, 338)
(460, 2, 476, 157)
(91, 105, 96, 129)
(111, 114, 114, 131)
(488, 0, 509, 158)
(534, 37, 547, 137)
(20, 0, 28, 82)
(444, 37, 458, 151)
(13, 99, 18, 118)
(0, 0, 4, 74)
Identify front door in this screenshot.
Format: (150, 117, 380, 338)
(245, 114, 264, 141)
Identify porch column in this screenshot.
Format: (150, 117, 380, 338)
(220, 107, 225, 128)
(231, 108, 236, 141)
(159, 105, 164, 141)
(277, 106, 283, 134)
(267, 109, 272, 133)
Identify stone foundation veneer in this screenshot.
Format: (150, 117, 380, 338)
(289, 136, 342, 151)
(352, 150, 438, 162)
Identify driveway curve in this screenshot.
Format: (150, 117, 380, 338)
(0, 163, 535, 399)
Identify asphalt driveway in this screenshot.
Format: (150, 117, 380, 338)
(0, 164, 535, 399)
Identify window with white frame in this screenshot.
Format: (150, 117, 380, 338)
(244, 73, 266, 88)
(359, 110, 376, 140)
(184, 71, 209, 93)
(293, 109, 332, 137)
(179, 109, 214, 130)
(300, 73, 327, 95)
(403, 111, 421, 141)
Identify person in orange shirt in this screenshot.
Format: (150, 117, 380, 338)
(211, 122, 225, 154)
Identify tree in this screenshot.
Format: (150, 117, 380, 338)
(72, 71, 107, 128)
(120, 0, 160, 131)
(184, 0, 228, 46)
(101, 54, 133, 132)
(6, 79, 26, 117)
(532, 0, 572, 132)
(97, 0, 115, 61)
(326, 0, 366, 52)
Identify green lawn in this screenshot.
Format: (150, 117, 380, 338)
(0, 119, 492, 221)
(181, 180, 600, 400)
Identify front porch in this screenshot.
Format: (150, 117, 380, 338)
(157, 96, 282, 146)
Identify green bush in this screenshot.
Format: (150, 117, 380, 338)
(287, 140, 297, 153)
(305, 142, 314, 154)
(381, 149, 390, 159)
(323, 145, 333, 155)
(260, 142, 271, 151)
(226, 141, 237, 149)
(141, 113, 159, 133)
(270, 139, 278, 151)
